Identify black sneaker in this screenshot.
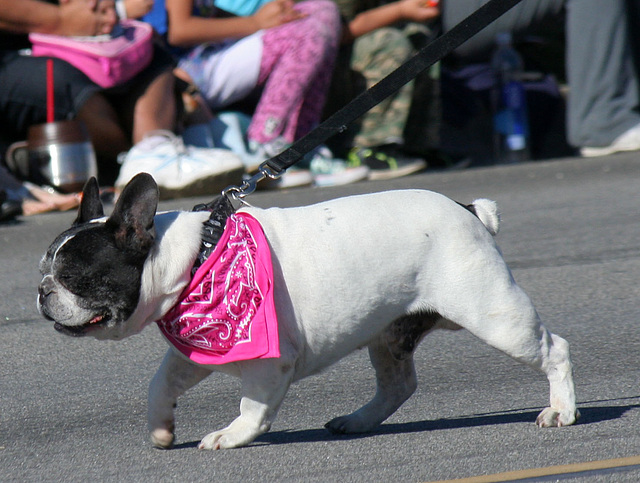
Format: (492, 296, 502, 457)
(0, 189, 22, 223)
(348, 145, 426, 180)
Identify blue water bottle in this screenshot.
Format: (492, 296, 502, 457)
(491, 32, 530, 163)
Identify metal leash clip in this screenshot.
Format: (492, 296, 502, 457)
(222, 160, 283, 201)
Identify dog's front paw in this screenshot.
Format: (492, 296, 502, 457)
(197, 428, 253, 450)
(198, 431, 231, 450)
(198, 418, 270, 450)
(536, 407, 580, 428)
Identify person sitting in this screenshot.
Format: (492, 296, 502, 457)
(144, 0, 370, 188)
(325, 0, 439, 180)
(0, 0, 244, 212)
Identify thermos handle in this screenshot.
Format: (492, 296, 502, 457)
(4, 141, 30, 179)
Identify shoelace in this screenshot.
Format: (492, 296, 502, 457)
(348, 147, 398, 170)
(167, 132, 188, 174)
(117, 129, 186, 165)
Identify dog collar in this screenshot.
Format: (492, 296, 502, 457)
(157, 213, 280, 365)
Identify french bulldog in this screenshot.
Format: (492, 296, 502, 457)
(37, 173, 578, 450)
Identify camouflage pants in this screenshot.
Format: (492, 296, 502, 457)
(349, 26, 415, 148)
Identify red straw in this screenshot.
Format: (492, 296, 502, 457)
(46, 59, 54, 123)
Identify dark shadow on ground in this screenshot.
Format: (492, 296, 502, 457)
(171, 397, 640, 449)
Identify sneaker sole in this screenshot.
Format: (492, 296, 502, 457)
(368, 160, 427, 181)
(313, 167, 370, 188)
(580, 144, 640, 158)
(580, 133, 640, 158)
(156, 166, 245, 200)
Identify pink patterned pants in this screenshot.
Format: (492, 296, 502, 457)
(247, 0, 341, 144)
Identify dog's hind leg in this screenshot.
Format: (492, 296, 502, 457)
(488, 324, 577, 427)
(148, 348, 213, 448)
(533, 331, 579, 427)
(325, 313, 439, 434)
(449, 285, 578, 428)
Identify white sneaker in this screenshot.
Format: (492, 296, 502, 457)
(580, 123, 640, 157)
(115, 131, 245, 199)
(308, 146, 369, 187)
(258, 167, 314, 190)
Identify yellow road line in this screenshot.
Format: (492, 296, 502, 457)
(429, 455, 640, 483)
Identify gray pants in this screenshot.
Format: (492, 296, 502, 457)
(443, 0, 640, 148)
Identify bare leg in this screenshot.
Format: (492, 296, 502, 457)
(76, 93, 131, 161)
(174, 67, 215, 126)
(131, 70, 177, 143)
(148, 349, 213, 448)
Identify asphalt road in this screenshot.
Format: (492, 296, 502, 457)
(2, 154, 640, 482)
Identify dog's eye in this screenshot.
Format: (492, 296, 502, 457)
(58, 273, 75, 284)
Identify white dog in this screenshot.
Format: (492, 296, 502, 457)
(37, 173, 578, 450)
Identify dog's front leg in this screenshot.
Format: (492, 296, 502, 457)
(148, 348, 213, 448)
(198, 359, 294, 450)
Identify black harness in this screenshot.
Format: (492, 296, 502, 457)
(191, 195, 236, 275)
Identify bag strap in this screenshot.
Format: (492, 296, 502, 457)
(224, 0, 524, 200)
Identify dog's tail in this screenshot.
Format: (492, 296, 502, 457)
(467, 199, 500, 236)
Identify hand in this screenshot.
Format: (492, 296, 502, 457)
(123, 0, 154, 19)
(252, 0, 307, 30)
(398, 0, 440, 23)
(57, 0, 117, 36)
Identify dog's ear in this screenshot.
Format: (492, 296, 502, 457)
(106, 173, 159, 256)
(73, 177, 104, 225)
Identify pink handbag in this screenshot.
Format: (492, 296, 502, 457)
(29, 19, 154, 88)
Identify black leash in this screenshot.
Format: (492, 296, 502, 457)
(193, 0, 524, 270)
(223, 0, 524, 199)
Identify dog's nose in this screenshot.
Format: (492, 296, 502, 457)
(37, 278, 56, 320)
(38, 288, 47, 307)
(38, 276, 55, 302)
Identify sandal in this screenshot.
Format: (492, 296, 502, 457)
(21, 183, 81, 216)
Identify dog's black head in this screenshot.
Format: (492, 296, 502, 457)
(37, 173, 159, 338)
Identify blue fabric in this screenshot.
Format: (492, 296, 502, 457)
(182, 111, 252, 154)
(214, 0, 272, 17)
(144, 0, 272, 29)
(143, 0, 168, 35)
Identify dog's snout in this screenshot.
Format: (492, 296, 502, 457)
(38, 276, 56, 308)
(39, 276, 55, 296)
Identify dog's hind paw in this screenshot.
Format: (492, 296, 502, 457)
(150, 427, 175, 449)
(536, 407, 579, 428)
(325, 414, 377, 434)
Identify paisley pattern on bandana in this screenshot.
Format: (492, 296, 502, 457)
(157, 213, 279, 365)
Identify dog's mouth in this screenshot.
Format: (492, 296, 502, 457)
(54, 313, 110, 337)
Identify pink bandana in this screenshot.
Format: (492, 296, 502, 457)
(157, 213, 279, 365)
